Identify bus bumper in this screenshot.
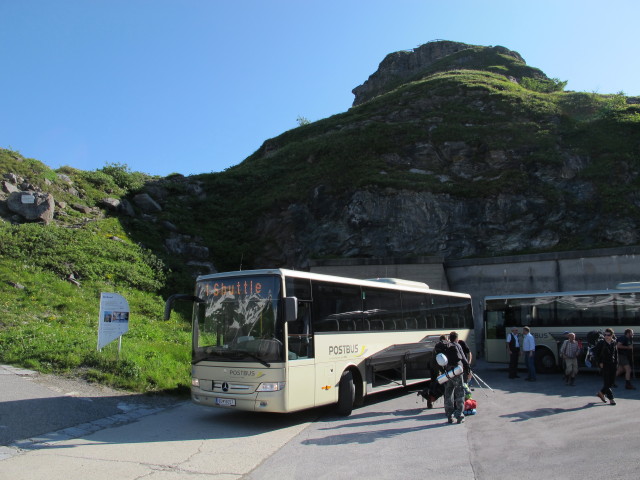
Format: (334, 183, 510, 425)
(191, 389, 287, 413)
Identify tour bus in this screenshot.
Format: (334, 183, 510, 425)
(165, 269, 474, 415)
(484, 283, 640, 373)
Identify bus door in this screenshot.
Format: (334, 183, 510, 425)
(484, 308, 510, 363)
(286, 301, 315, 409)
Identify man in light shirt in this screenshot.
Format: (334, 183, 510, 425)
(522, 326, 536, 381)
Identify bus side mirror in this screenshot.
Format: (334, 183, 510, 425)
(164, 294, 204, 320)
(284, 296, 298, 323)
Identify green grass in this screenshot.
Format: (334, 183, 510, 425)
(0, 257, 191, 393)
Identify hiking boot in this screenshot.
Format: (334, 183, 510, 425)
(457, 416, 465, 424)
(625, 383, 636, 390)
(447, 417, 454, 424)
(427, 399, 433, 409)
(610, 399, 617, 406)
(597, 391, 607, 403)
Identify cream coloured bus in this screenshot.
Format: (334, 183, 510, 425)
(166, 269, 474, 415)
(484, 284, 640, 373)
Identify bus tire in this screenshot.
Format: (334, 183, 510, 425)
(535, 348, 556, 374)
(337, 370, 355, 416)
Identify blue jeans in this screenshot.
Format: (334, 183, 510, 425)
(525, 351, 536, 380)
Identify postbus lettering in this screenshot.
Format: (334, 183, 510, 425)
(533, 333, 548, 339)
(329, 344, 359, 355)
(229, 369, 256, 377)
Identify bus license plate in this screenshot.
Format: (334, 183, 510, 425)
(215, 398, 236, 407)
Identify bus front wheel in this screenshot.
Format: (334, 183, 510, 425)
(337, 370, 355, 416)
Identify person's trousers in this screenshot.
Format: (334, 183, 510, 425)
(601, 365, 616, 400)
(508, 349, 520, 377)
(564, 357, 578, 378)
(525, 352, 536, 380)
(444, 374, 465, 419)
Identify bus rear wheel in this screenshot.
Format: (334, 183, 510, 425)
(535, 348, 556, 374)
(337, 370, 355, 416)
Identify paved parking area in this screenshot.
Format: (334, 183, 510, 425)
(248, 361, 640, 479)
(1, 362, 639, 479)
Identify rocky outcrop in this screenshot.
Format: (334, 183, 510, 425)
(352, 40, 526, 106)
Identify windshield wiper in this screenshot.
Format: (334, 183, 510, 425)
(240, 351, 271, 368)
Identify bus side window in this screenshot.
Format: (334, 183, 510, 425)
(311, 281, 362, 333)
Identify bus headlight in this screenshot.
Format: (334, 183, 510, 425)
(256, 382, 285, 392)
(191, 378, 200, 387)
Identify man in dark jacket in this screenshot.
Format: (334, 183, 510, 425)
(506, 327, 520, 379)
(442, 331, 471, 424)
(596, 327, 619, 405)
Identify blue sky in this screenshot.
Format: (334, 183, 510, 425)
(1, 0, 638, 177)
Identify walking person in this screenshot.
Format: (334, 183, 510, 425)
(506, 327, 520, 379)
(615, 328, 635, 390)
(596, 328, 619, 405)
(560, 332, 580, 385)
(442, 331, 471, 424)
(522, 326, 536, 381)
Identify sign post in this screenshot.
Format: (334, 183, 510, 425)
(97, 292, 130, 356)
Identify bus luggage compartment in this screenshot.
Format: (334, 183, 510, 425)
(365, 342, 433, 393)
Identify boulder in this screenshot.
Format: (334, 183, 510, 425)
(133, 193, 162, 213)
(1, 181, 19, 194)
(118, 199, 136, 217)
(100, 197, 121, 211)
(7, 191, 55, 224)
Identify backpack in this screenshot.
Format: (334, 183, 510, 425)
(431, 340, 451, 371)
(443, 343, 462, 370)
(585, 330, 604, 368)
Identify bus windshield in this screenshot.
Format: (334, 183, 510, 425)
(193, 275, 284, 365)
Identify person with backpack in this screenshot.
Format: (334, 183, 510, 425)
(560, 332, 580, 386)
(441, 331, 471, 424)
(596, 328, 619, 405)
(421, 335, 449, 408)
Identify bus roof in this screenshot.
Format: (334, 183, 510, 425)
(196, 268, 470, 298)
(485, 286, 640, 302)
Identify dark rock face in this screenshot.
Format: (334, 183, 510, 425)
(251, 130, 637, 268)
(254, 183, 635, 268)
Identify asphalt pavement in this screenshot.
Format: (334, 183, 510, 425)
(1, 361, 639, 479)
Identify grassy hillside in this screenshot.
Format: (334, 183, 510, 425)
(0, 150, 191, 393)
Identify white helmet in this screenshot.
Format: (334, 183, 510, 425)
(436, 353, 448, 367)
